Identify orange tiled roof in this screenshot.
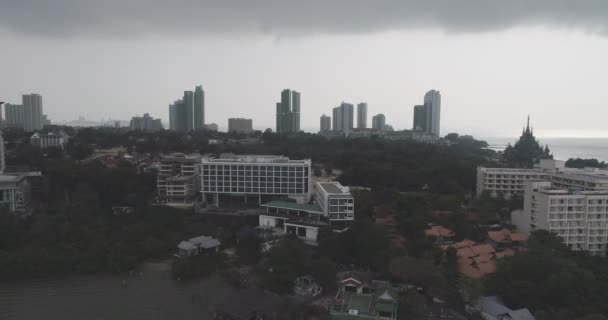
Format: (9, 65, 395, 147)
(457, 247, 476, 258)
(454, 239, 476, 248)
(487, 229, 511, 243)
(471, 244, 496, 255)
(424, 225, 455, 238)
(508, 233, 528, 242)
(495, 248, 516, 259)
(473, 253, 494, 265)
(476, 260, 497, 275)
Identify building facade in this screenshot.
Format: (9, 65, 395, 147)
(413, 104, 427, 131)
(204, 123, 218, 131)
(424, 90, 441, 136)
(275, 89, 301, 134)
(357, 103, 368, 129)
(228, 118, 253, 133)
(168, 86, 205, 132)
(513, 181, 608, 256)
(320, 114, 331, 132)
(477, 160, 608, 199)
(332, 102, 354, 134)
(30, 132, 69, 149)
(129, 113, 163, 132)
(314, 182, 355, 222)
(201, 154, 311, 205)
(156, 153, 202, 207)
(193, 85, 205, 130)
(0, 174, 31, 212)
(372, 114, 386, 131)
(258, 201, 327, 245)
(5, 94, 44, 132)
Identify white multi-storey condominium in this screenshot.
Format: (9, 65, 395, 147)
(200, 154, 311, 205)
(156, 153, 202, 206)
(357, 103, 367, 129)
(30, 132, 69, 149)
(477, 160, 608, 198)
(513, 181, 608, 256)
(423, 90, 441, 136)
(0, 173, 31, 212)
(314, 182, 354, 221)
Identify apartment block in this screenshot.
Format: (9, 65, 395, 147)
(513, 180, 608, 256)
(201, 154, 311, 205)
(477, 160, 608, 198)
(156, 153, 202, 207)
(314, 181, 355, 222)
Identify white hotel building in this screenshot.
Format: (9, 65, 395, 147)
(200, 154, 311, 205)
(157, 153, 202, 207)
(513, 181, 608, 256)
(477, 160, 608, 198)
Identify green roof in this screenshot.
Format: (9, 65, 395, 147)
(375, 301, 398, 314)
(261, 201, 322, 213)
(348, 294, 372, 314)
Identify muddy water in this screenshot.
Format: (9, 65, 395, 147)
(0, 262, 264, 320)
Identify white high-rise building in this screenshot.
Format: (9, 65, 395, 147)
(23, 94, 43, 132)
(372, 114, 386, 131)
(332, 102, 354, 134)
(320, 114, 331, 132)
(357, 103, 367, 129)
(423, 90, 441, 136)
(201, 154, 311, 205)
(0, 131, 4, 174)
(513, 181, 608, 256)
(477, 160, 608, 199)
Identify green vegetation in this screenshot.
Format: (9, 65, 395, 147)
(486, 230, 608, 319)
(172, 253, 225, 280)
(503, 121, 552, 168)
(566, 158, 607, 169)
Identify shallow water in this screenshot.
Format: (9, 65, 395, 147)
(0, 262, 272, 320)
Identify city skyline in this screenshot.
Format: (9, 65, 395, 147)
(2, 2, 608, 137)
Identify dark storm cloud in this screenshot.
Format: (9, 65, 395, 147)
(1, 0, 607, 37)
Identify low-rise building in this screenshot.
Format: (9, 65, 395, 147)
(156, 153, 202, 207)
(0, 173, 31, 212)
(477, 159, 608, 198)
(176, 235, 221, 257)
(30, 132, 69, 149)
(129, 113, 163, 132)
(314, 182, 355, 222)
(331, 274, 398, 320)
(513, 180, 608, 256)
(258, 200, 328, 245)
(228, 118, 253, 134)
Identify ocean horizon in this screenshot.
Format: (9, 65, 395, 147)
(483, 137, 608, 163)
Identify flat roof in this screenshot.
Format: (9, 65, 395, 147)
(261, 201, 322, 213)
(0, 174, 27, 183)
(318, 182, 351, 195)
(203, 154, 310, 164)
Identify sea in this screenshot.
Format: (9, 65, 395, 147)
(484, 137, 608, 163)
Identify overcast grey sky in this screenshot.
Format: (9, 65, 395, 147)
(1, 0, 607, 137)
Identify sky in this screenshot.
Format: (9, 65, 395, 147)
(1, 1, 608, 137)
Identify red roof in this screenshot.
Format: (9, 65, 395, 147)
(487, 229, 511, 243)
(496, 248, 516, 259)
(473, 253, 494, 265)
(424, 225, 455, 238)
(471, 244, 496, 255)
(457, 247, 476, 258)
(454, 239, 476, 248)
(508, 233, 528, 242)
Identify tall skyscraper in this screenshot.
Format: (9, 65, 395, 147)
(0, 131, 5, 174)
(372, 114, 386, 131)
(412, 90, 441, 136)
(5, 103, 24, 128)
(4, 94, 43, 132)
(23, 94, 43, 132)
(357, 103, 368, 129)
(424, 90, 441, 136)
(320, 114, 331, 132)
(193, 85, 205, 130)
(183, 91, 194, 132)
(168, 85, 205, 132)
(275, 89, 301, 134)
(413, 105, 427, 131)
(332, 102, 354, 134)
